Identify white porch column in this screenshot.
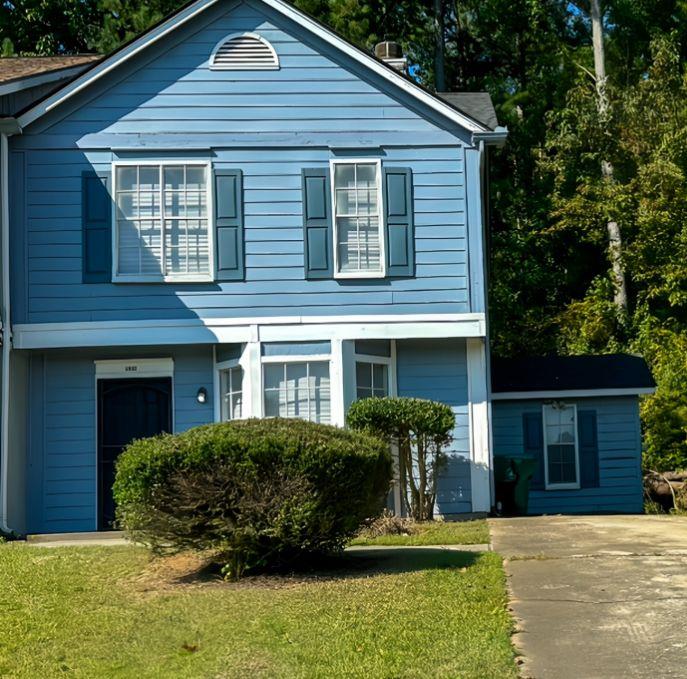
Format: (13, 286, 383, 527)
(466, 337, 492, 512)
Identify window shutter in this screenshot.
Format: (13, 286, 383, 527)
(214, 168, 244, 281)
(82, 170, 111, 283)
(523, 412, 545, 490)
(578, 410, 600, 488)
(302, 168, 333, 279)
(383, 167, 414, 277)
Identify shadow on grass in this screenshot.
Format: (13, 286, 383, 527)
(146, 548, 483, 590)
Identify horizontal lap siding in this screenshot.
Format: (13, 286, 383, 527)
(492, 397, 643, 514)
(396, 338, 471, 514)
(13, 1, 469, 325)
(26, 346, 214, 533)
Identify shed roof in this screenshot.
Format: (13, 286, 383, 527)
(0, 56, 100, 85)
(491, 354, 656, 398)
(437, 92, 498, 131)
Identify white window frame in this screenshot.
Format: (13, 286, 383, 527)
(353, 350, 393, 400)
(260, 353, 333, 424)
(542, 402, 581, 491)
(330, 158, 386, 279)
(111, 159, 214, 283)
(216, 357, 244, 422)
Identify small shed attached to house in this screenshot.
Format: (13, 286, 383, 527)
(491, 354, 655, 514)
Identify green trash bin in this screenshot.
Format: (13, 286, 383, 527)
(511, 457, 538, 515)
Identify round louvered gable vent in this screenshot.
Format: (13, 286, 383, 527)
(210, 32, 279, 70)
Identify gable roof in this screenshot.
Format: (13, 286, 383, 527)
(491, 354, 656, 399)
(14, 0, 504, 140)
(437, 92, 498, 131)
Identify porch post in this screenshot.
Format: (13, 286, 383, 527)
(466, 337, 492, 513)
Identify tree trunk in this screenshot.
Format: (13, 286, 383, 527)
(590, 0, 628, 312)
(434, 0, 446, 91)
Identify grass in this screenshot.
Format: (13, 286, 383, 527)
(350, 518, 490, 546)
(0, 542, 516, 679)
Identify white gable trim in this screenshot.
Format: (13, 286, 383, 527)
(17, 0, 489, 135)
(491, 387, 656, 400)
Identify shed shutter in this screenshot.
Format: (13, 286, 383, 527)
(523, 412, 545, 490)
(214, 168, 244, 281)
(578, 410, 600, 488)
(383, 167, 414, 277)
(82, 170, 111, 283)
(302, 168, 333, 279)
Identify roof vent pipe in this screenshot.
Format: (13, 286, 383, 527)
(374, 41, 407, 73)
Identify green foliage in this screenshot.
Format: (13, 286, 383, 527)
(114, 418, 392, 578)
(347, 397, 454, 521)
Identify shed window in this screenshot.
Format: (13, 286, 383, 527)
(114, 163, 211, 282)
(332, 161, 384, 277)
(542, 403, 580, 489)
(210, 33, 279, 70)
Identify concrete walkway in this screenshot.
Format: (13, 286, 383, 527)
(490, 515, 687, 679)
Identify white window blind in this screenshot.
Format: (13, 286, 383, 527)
(263, 361, 331, 424)
(115, 164, 210, 281)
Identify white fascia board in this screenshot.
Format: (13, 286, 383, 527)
(13, 313, 486, 350)
(491, 387, 656, 400)
(17, 0, 488, 135)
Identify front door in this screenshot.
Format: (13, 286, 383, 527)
(97, 378, 172, 530)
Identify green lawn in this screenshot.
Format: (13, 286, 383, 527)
(0, 542, 516, 678)
(350, 519, 490, 546)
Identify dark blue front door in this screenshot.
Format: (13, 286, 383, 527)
(97, 378, 172, 530)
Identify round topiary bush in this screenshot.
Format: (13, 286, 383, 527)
(113, 418, 392, 577)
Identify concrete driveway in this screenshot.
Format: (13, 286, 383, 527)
(489, 515, 687, 679)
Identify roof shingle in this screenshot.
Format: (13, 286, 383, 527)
(0, 55, 101, 85)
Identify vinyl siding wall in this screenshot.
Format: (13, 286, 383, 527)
(492, 397, 643, 514)
(396, 338, 472, 514)
(11, 0, 475, 325)
(25, 346, 215, 534)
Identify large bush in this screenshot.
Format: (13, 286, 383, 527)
(347, 397, 454, 521)
(114, 418, 392, 578)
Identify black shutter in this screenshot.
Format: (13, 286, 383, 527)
(302, 167, 333, 279)
(578, 410, 600, 488)
(214, 168, 244, 281)
(82, 170, 111, 283)
(523, 412, 545, 490)
(383, 167, 414, 277)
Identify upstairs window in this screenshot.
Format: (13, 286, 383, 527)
(542, 403, 580, 490)
(332, 161, 384, 278)
(210, 32, 279, 70)
(114, 163, 211, 282)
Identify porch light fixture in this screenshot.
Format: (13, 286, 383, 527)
(196, 387, 208, 404)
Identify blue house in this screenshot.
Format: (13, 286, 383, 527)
(0, 0, 652, 535)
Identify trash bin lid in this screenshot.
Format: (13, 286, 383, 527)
(512, 457, 538, 476)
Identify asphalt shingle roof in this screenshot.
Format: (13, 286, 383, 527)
(0, 55, 101, 85)
(437, 92, 499, 131)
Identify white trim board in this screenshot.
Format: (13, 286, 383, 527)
(13, 313, 486, 350)
(16, 0, 490, 136)
(491, 387, 656, 400)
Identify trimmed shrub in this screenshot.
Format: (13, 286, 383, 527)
(113, 418, 392, 578)
(347, 397, 454, 521)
